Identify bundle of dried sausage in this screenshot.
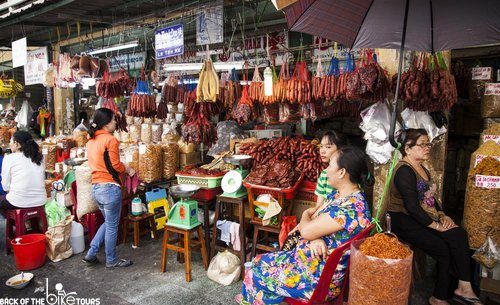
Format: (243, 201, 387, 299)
(232, 84, 253, 125)
(249, 65, 263, 103)
(181, 102, 217, 146)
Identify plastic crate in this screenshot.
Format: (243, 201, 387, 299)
(247, 129, 283, 140)
(191, 187, 222, 201)
(300, 180, 317, 192)
(176, 174, 224, 189)
(295, 188, 317, 202)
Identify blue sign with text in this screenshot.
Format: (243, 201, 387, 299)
(155, 24, 184, 59)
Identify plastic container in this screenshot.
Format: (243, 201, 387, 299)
(70, 221, 85, 254)
(176, 174, 224, 189)
(247, 129, 283, 140)
(191, 187, 223, 201)
(11, 234, 47, 271)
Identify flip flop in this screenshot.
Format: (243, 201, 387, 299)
(453, 294, 483, 305)
(106, 259, 133, 268)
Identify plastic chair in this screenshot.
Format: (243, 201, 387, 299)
(5, 206, 48, 254)
(284, 224, 374, 305)
(70, 181, 104, 243)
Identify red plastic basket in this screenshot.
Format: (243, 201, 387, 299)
(191, 187, 222, 201)
(295, 188, 317, 202)
(300, 180, 317, 192)
(243, 172, 304, 201)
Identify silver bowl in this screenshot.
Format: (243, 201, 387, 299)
(223, 155, 253, 167)
(169, 184, 200, 199)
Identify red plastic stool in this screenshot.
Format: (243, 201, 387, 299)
(5, 206, 48, 254)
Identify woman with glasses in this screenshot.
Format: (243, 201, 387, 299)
(388, 129, 481, 305)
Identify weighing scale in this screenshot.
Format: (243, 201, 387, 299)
(167, 184, 201, 229)
(221, 155, 253, 198)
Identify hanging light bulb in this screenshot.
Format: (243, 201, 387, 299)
(264, 61, 273, 97)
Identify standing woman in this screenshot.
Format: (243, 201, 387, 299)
(82, 108, 135, 268)
(0, 131, 46, 214)
(387, 129, 481, 305)
(314, 131, 347, 207)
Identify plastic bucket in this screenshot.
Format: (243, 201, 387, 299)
(11, 234, 47, 271)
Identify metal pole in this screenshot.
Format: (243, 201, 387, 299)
(389, 0, 410, 148)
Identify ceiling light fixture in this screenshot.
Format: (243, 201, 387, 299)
(88, 41, 139, 55)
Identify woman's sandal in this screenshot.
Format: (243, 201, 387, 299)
(453, 294, 483, 305)
(106, 259, 133, 268)
(82, 256, 99, 265)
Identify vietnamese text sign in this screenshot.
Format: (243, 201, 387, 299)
(109, 52, 146, 72)
(482, 134, 500, 144)
(196, 3, 223, 45)
(472, 67, 492, 80)
(475, 154, 500, 167)
(24, 47, 48, 85)
(155, 24, 184, 59)
(484, 83, 500, 95)
(475, 175, 500, 189)
(12, 37, 27, 68)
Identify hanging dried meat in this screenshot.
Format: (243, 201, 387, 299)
(249, 65, 263, 103)
(127, 73, 157, 118)
(451, 61, 469, 99)
(287, 60, 311, 104)
(357, 51, 389, 102)
(275, 60, 290, 104)
(162, 74, 178, 103)
(181, 102, 217, 146)
(96, 69, 133, 99)
(312, 58, 326, 101)
(102, 98, 127, 132)
(196, 59, 219, 103)
(232, 84, 253, 125)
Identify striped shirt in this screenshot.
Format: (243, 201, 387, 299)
(314, 169, 336, 199)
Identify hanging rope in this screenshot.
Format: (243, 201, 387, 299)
(371, 142, 401, 232)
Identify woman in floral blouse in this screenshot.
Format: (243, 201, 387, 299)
(388, 129, 481, 305)
(237, 146, 373, 305)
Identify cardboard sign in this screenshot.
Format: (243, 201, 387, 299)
(484, 83, 500, 95)
(24, 47, 49, 85)
(471, 67, 492, 80)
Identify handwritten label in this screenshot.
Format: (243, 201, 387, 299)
(475, 154, 500, 167)
(472, 67, 492, 80)
(126, 154, 133, 163)
(139, 145, 146, 154)
(483, 134, 500, 144)
(42, 148, 48, 155)
(484, 83, 500, 95)
(475, 175, 500, 189)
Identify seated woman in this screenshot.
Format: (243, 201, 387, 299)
(315, 130, 347, 208)
(0, 131, 46, 215)
(237, 146, 373, 305)
(387, 129, 481, 305)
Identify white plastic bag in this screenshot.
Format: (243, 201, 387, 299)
(15, 99, 33, 130)
(401, 108, 447, 142)
(207, 250, 241, 286)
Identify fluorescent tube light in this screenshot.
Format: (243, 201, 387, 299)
(163, 61, 245, 72)
(88, 41, 139, 55)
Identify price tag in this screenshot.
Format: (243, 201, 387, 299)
(152, 125, 160, 131)
(139, 145, 146, 154)
(483, 134, 500, 144)
(475, 175, 500, 189)
(42, 148, 48, 155)
(77, 148, 83, 156)
(475, 154, 500, 167)
(126, 154, 133, 163)
(484, 83, 500, 95)
(472, 67, 492, 80)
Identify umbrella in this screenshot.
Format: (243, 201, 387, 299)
(284, 0, 500, 146)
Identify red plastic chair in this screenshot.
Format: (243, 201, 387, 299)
(284, 224, 374, 305)
(70, 181, 104, 243)
(5, 206, 48, 254)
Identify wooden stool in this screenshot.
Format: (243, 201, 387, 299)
(211, 195, 248, 277)
(161, 224, 209, 282)
(122, 213, 158, 247)
(251, 222, 281, 258)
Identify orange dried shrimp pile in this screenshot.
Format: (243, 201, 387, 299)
(360, 233, 411, 259)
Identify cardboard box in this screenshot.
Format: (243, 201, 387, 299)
(179, 151, 201, 167)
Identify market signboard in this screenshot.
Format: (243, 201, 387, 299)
(471, 67, 492, 80)
(155, 24, 184, 59)
(12, 37, 27, 68)
(196, 3, 223, 45)
(24, 47, 49, 85)
(108, 52, 146, 72)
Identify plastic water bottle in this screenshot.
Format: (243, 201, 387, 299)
(70, 221, 85, 254)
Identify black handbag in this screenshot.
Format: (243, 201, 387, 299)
(281, 231, 301, 251)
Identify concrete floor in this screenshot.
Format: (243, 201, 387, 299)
(0, 217, 465, 305)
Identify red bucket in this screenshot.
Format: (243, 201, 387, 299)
(11, 234, 47, 270)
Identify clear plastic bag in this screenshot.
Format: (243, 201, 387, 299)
(473, 237, 499, 269)
(401, 108, 447, 142)
(348, 240, 413, 305)
(207, 250, 241, 286)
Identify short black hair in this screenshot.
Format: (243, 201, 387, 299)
(321, 130, 348, 148)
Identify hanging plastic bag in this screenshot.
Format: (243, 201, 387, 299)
(473, 237, 500, 270)
(279, 216, 297, 248)
(15, 99, 33, 130)
(207, 250, 241, 286)
(45, 198, 71, 227)
(401, 108, 447, 142)
(45, 215, 73, 262)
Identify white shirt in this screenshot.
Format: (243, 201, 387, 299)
(1, 152, 46, 208)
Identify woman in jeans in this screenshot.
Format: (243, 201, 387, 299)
(82, 108, 135, 268)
